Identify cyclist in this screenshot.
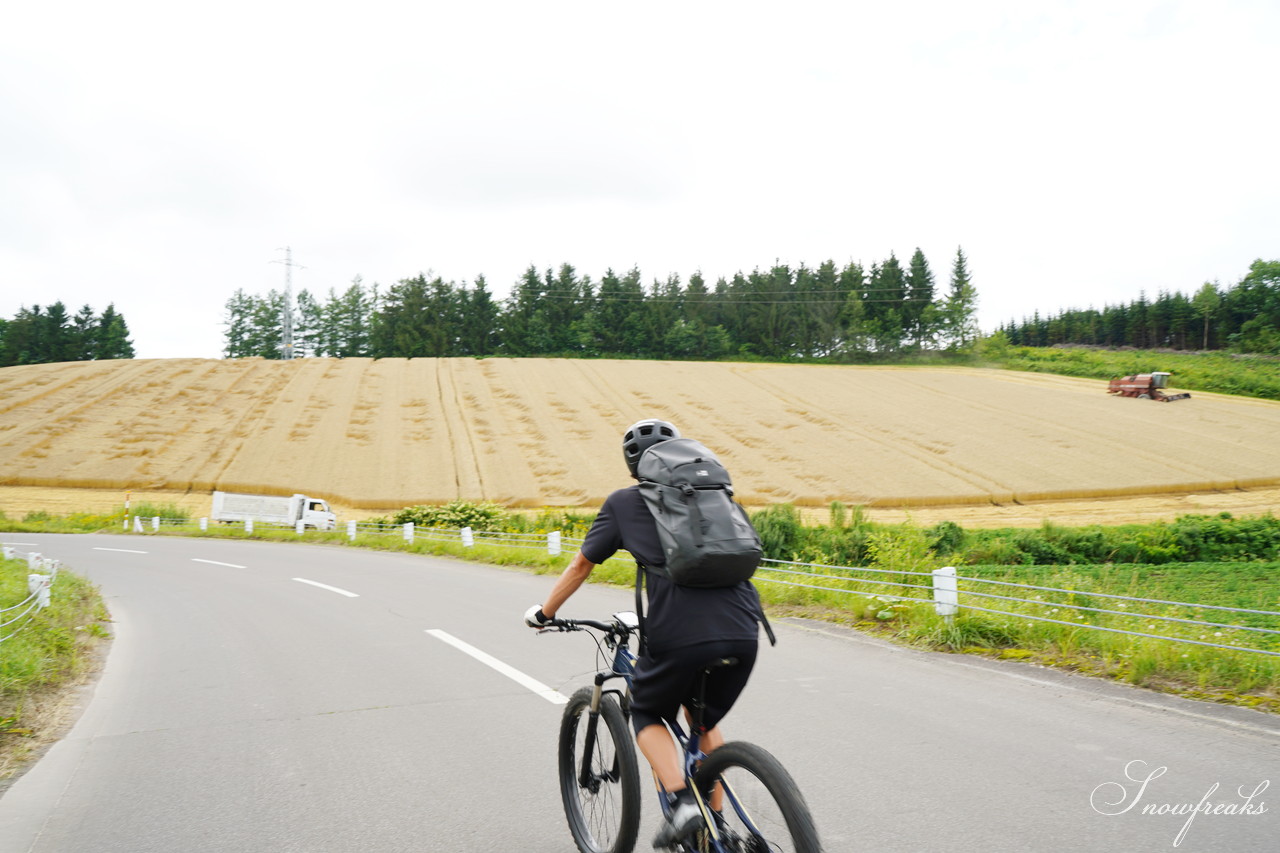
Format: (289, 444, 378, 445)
(526, 418, 767, 848)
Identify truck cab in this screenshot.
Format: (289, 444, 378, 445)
(300, 497, 337, 530)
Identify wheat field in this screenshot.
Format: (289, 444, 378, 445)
(2, 357, 1279, 525)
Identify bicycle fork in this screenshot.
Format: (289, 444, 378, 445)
(579, 674, 625, 790)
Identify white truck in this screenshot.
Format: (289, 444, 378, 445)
(210, 491, 338, 530)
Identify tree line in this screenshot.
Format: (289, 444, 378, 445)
(0, 302, 135, 366)
(224, 248, 979, 361)
(999, 259, 1280, 354)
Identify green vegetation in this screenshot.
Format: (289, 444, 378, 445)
(127, 502, 190, 522)
(223, 248, 980, 360)
(0, 301, 134, 366)
(1000, 258, 1280, 355)
(749, 502, 1280, 567)
(0, 509, 123, 534)
(0, 554, 109, 776)
(984, 342, 1280, 401)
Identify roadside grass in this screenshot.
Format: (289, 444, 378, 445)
(0, 554, 110, 782)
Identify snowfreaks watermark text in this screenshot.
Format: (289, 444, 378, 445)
(1091, 760, 1269, 847)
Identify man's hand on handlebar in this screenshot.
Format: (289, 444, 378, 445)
(524, 605, 553, 628)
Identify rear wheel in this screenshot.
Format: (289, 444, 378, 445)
(694, 741, 822, 853)
(558, 687, 641, 853)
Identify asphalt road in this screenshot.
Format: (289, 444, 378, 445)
(0, 533, 1275, 852)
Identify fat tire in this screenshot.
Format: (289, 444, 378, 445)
(558, 686, 641, 853)
(695, 741, 822, 853)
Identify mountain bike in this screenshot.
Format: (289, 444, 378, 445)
(540, 611, 821, 853)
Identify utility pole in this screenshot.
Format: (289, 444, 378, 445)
(273, 246, 303, 359)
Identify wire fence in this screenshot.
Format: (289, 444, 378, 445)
(755, 558, 1280, 658)
(0, 546, 60, 643)
(121, 515, 1280, 658)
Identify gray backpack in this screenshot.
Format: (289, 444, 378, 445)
(636, 438, 762, 587)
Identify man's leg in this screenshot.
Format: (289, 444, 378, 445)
(637, 722, 707, 846)
(636, 723, 685, 792)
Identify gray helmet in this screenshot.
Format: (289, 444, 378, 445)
(622, 419, 680, 479)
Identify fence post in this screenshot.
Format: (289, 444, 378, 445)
(460, 526, 474, 548)
(348, 520, 357, 541)
(244, 518, 253, 534)
(133, 516, 144, 533)
(296, 520, 305, 535)
(28, 573, 52, 609)
(122, 516, 129, 530)
(152, 516, 160, 532)
(933, 567, 959, 624)
(403, 522, 415, 544)
(200, 517, 209, 531)
(2, 546, 12, 560)
(547, 531, 562, 556)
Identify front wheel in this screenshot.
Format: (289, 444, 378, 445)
(694, 741, 822, 853)
(558, 687, 641, 853)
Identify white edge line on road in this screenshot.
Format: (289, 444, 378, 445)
(92, 547, 148, 554)
(2, 542, 40, 546)
(426, 629, 568, 705)
(292, 577, 359, 597)
(193, 558, 247, 569)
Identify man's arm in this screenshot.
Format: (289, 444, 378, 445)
(539, 551, 596, 620)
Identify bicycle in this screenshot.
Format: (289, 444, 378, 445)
(540, 611, 821, 853)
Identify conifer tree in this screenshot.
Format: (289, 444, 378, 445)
(943, 247, 978, 349)
(95, 303, 135, 359)
(905, 248, 935, 347)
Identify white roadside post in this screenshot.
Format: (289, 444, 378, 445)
(403, 522, 415, 544)
(460, 526, 474, 548)
(547, 531, 562, 556)
(152, 516, 160, 532)
(348, 520, 358, 541)
(133, 516, 144, 533)
(2, 546, 13, 559)
(245, 518, 254, 534)
(200, 517, 209, 531)
(295, 520, 305, 535)
(933, 566, 959, 625)
(28, 572, 52, 609)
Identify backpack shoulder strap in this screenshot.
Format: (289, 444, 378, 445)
(753, 582, 777, 646)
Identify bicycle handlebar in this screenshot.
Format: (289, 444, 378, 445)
(542, 613, 639, 636)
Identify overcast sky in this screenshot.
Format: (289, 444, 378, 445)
(3, 1, 1276, 359)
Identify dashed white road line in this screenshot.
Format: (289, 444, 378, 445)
(292, 577, 359, 597)
(92, 547, 148, 554)
(192, 558, 246, 568)
(426, 629, 568, 705)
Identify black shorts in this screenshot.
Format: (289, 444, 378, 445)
(630, 639, 758, 735)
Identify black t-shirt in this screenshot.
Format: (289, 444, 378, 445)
(581, 486, 762, 655)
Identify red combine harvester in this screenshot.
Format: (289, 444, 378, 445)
(1106, 371, 1191, 402)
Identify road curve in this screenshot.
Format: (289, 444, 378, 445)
(0, 534, 1274, 852)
